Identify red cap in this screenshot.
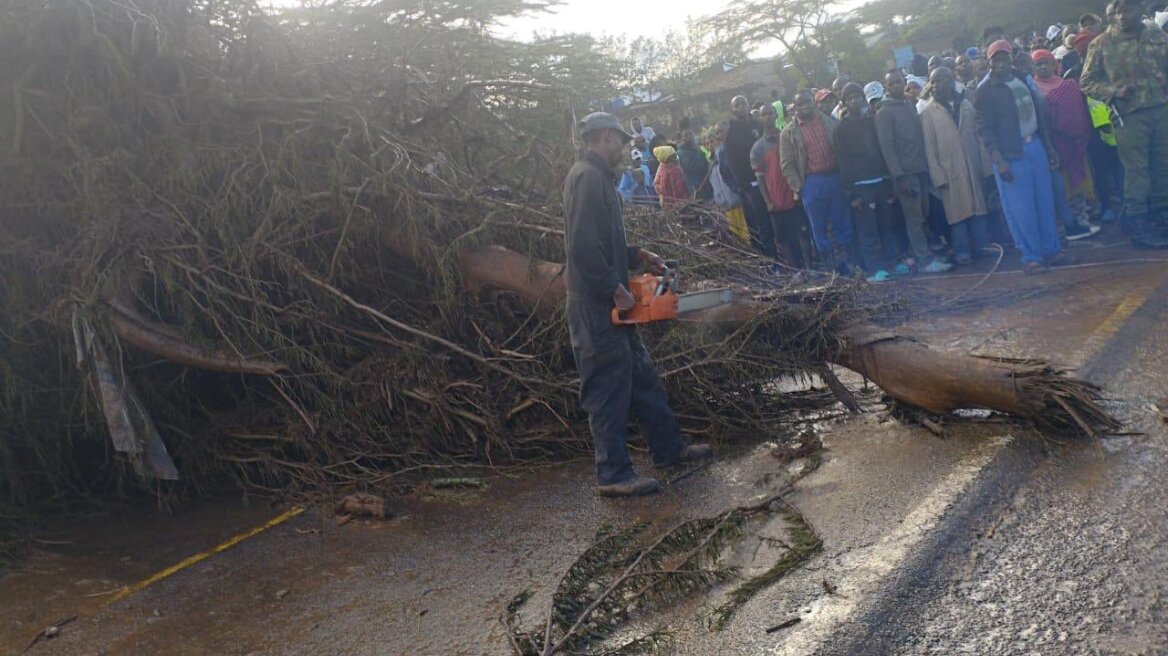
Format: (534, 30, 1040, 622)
(1031, 49, 1056, 64)
(987, 39, 1014, 61)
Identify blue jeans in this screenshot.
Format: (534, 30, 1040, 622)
(994, 139, 1061, 263)
(567, 295, 685, 485)
(802, 172, 854, 254)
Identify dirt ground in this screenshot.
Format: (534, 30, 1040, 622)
(4, 231, 1167, 656)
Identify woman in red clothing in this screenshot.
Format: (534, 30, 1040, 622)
(1031, 49, 1098, 232)
(652, 145, 689, 207)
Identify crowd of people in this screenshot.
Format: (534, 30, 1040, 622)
(613, 0, 1168, 281)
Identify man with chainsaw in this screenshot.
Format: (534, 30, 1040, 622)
(563, 112, 712, 497)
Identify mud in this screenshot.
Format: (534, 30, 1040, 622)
(4, 234, 1167, 656)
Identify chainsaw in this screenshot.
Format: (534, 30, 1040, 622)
(611, 261, 734, 326)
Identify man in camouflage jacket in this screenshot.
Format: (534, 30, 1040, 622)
(1081, 0, 1168, 247)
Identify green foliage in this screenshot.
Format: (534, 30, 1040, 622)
(856, 0, 1106, 50)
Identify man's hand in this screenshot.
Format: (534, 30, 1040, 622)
(766, 201, 778, 213)
(613, 284, 636, 311)
(1049, 151, 1060, 171)
(636, 249, 667, 275)
(895, 176, 913, 196)
(997, 161, 1014, 183)
(850, 197, 863, 211)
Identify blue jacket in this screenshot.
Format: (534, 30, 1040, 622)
(617, 164, 654, 200)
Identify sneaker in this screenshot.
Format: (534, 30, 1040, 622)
(866, 269, 894, 283)
(598, 477, 663, 497)
(920, 259, 954, 274)
(893, 262, 913, 276)
(1065, 223, 1102, 241)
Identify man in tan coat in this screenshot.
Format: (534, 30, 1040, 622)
(920, 67, 990, 264)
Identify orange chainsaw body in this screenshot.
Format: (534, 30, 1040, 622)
(611, 273, 678, 325)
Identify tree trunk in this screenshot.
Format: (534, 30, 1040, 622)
(446, 245, 1119, 435)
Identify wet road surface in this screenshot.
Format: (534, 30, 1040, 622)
(4, 239, 1168, 655)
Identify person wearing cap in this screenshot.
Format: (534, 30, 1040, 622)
(921, 67, 993, 265)
(618, 149, 654, 203)
(753, 103, 813, 269)
(975, 40, 1063, 272)
(864, 81, 885, 113)
(1081, 0, 1168, 248)
(652, 145, 688, 207)
(726, 95, 779, 259)
(779, 90, 856, 274)
(905, 75, 927, 111)
(815, 89, 838, 117)
(835, 82, 898, 281)
(563, 112, 711, 497)
(877, 70, 953, 273)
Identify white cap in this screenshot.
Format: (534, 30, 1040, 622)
(1046, 24, 1063, 41)
(863, 81, 885, 102)
(1156, 11, 1168, 28)
(630, 149, 644, 161)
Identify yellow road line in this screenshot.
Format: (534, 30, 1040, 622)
(106, 506, 304, 604)
(1080, 283, 1161, 361)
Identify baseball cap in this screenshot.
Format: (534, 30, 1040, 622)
(630, 149, 644, 161)
(578, 112, 633, 142)
(814, 88, 836, 104)
(987, 40, 1014, 61)
(1046, 24, 1064, 41)
(863, 81, 885, 102)
(1157, 11, 1168, 28)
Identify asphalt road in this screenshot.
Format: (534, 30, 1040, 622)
(821, 272, 1168, 656)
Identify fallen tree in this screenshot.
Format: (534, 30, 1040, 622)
(0, 0, 1118, 514)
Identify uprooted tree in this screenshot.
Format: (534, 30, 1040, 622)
(0, 0, 1118, 517)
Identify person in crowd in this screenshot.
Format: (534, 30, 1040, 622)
(835, 82, 898, 281)
(753, 103, 813, 269)
(1082, 0, 1168, 248)
(626, 167, 659, 207)
(877, 70, 953, 273)
(652, 145, 688, 207)
(779, 90, 856, 274)
(905, 75, 926, 110)
(816, 89, 839, 117)
(830, 75, 851, 117)
(975, 40, 1062, 273)
(1032, 49, 1102, 240)
(726, 95, 779, 258)
(563, 112, 711, 497)
(921, 67, 992, 264)
(618, 149, 654, 202)
(646, 134, 668, 178)
(973, 54, 991, 82)
(1081, 13, 1103, 32)
(1086, 95, 1124, 223)
(629, 116, 656, 145)
(676, 129, 711, 201)
(864, 81, 885, 113)
(955, 54, 979, 96)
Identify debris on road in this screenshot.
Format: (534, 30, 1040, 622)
(23, 615, 76, 653)
(765, 617, 802, 634)
(336, 494, 392, 520)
